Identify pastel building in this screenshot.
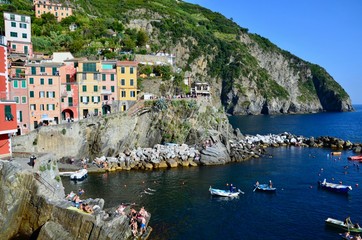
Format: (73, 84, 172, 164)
(0, 36, 17, 158)
(26, 62, 64, 130)
(116, 61, 138, 111)
(76, 60, 102, 118)
(34, 0, 73, 22)
(100, 60, 117, 114)
(3, 12, 32, 56)
(61, 58, 79, 122)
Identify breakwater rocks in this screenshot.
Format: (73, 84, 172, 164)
(88, 133, 362, 171)
(0, 156, 151, 240)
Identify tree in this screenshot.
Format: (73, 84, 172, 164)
(136, 29, 149, 47)
(122, 35, 136, 51)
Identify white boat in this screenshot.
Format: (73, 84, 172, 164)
(70, 169, 88, 181)
(209, 186, 243, 197)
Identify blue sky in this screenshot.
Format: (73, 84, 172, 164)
(186, 0, 362, 104)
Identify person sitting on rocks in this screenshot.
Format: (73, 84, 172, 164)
(130, 216, 138, 237)
(73, 195, 82, 208)
(78, 188, 85, 195)
(139, 206, 149, 218)
(139, 216, 147, 235)
(80, 203, 94, 214)
(116, 204, 126, 215)
(65, 191, 76, 201)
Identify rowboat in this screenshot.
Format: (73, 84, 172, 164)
(339, 233, 355, 240)
(254, 184, 276, 192)
(209, 186, 244, 197)
(325, 217, 362, 233)
(348, 156, 362, 161)
(332, 152, 342, 156)
(70, 169, 88, 181)
(318, 179, 352, 193)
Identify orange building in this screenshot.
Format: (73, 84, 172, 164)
(34, 0, 73, 22)
(26, 62, 64, 130)
(60, 59, 79, 122)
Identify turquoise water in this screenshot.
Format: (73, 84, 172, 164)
(62, 105, 362, 239)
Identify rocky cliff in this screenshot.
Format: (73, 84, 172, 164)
(0, 156, 142, 240)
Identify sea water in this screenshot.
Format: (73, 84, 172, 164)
(62, 105, 362, 240)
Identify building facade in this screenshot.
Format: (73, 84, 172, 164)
(100, 60, 117, 114)
(117, 61, 138, 111)
(34, 0, 73, 22)
(60, 59, 78, 122)
(3, 12, 32, 56)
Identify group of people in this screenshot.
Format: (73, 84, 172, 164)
(128, 206, 149, 237)
(65, 189, 94, 214)
(343, 232, 362, 240)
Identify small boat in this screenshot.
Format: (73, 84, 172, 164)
(254, 184, 276, 192)
(331, 152, 342, 156)
(318, 179, 352, 193)
(70, 169, 88, 181)
(325, 217, 362, 233)
(209, 186, 243, 197)
(339, 233, 354, 240)
(348, 156, 362, 161)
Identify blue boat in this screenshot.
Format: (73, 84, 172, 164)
(318, 179, 352, 193)
(209, 186, 244, 197)
(254, 184, 276, 192)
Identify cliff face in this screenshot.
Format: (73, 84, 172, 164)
(0, 157, 135, 239)
(12, 99, 232, 159)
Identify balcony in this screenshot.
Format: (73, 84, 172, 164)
(101, 90, 112, 95)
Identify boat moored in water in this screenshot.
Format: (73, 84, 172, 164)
(325, 217, 362, 233)
(70, 169, 88, 181)
(209, 186, 244, 197)
(348, 156, 362, 161)
(318, 179, 352, 193)
(254, 183, 276, 192)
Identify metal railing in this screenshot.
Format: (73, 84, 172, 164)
(34, 172, 57, 197)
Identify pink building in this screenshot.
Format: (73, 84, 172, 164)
(100, 60, 118, 114)
(26, 62, 64, 130)
(60, 59, 79, 121)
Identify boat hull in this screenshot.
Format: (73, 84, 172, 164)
(325, 218, 362, 233)
(254, 184, 276, 192)
(70, 169, 88, 181)
(318, 179, 352, 193)
(209, 187, 241, 197)
(348, 156, 362, 161)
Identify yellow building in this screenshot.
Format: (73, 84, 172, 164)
(34, 0, 73, 22)
(116, 61, 138, 111)
(76, 60, 102, 118)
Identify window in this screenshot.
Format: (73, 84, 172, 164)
(31, 67, 36, 75)
(111, 86, 115, 92)
(104, 95, 108, 101)
(130, 79, 134, 86)
(68, 97, 73, 107)
(22, 33, 27, 39)
(21, 96, 27, 104)
(111, 74, 115, 81)
(52, 67, 58, 75)
(21, 16, 25, 22)
(40, 78, 44, 85)
(14, 96, 19, 103)
(39, 91, 45, 98)
(11, 22, 16, 27)
(30, 104, 36, 110)
(66, 84, 71, 91)
(5, 105, 14, 121)
(47, 104, 55, 111)
(13, 80, 18, 88)
(102, 74, 106, 81)
(19, 111, 22, 122)
(20, 23, 27, 29)
(10, 32, 17, 37)
(121, 91, 126, 98)
(93, 73, 99, 80)
(94, 86, 98, 92)
(40, 104, 44, 111)
(130, 67, 134, 74)
(12, 44, 16, 50)
(40, 67, 45, 72)
(47, 91, 55, 98)
(21, 80, 26, 88)
(83, 63, 97, 72)
(130, 91, 136, 98)
(121, 67, 125, 74)
(121, 79, 125, 86)
(82, 73, 86, 80)
(48, 78, 53, 85)
(102, 86, 106, 90)
(30, 91, 34, 98)
(66, 74, 70, 82)
(82, 85, 87, 92)
(10, 14, 15, 20)
(29, 78, 34, 84)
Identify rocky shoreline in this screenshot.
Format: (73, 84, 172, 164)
(60, 131, 362, 173)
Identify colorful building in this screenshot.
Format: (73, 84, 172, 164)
(0, 35, 17, 158)
(26, 62, 64, 130)
(3, 12, 32, 56)
(34, 0, 73, 22)
(100, 60, 117, 114)
(116, 61, 138, 111)
(76, 60, 102, 118)
(61, 58, 79, 122)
